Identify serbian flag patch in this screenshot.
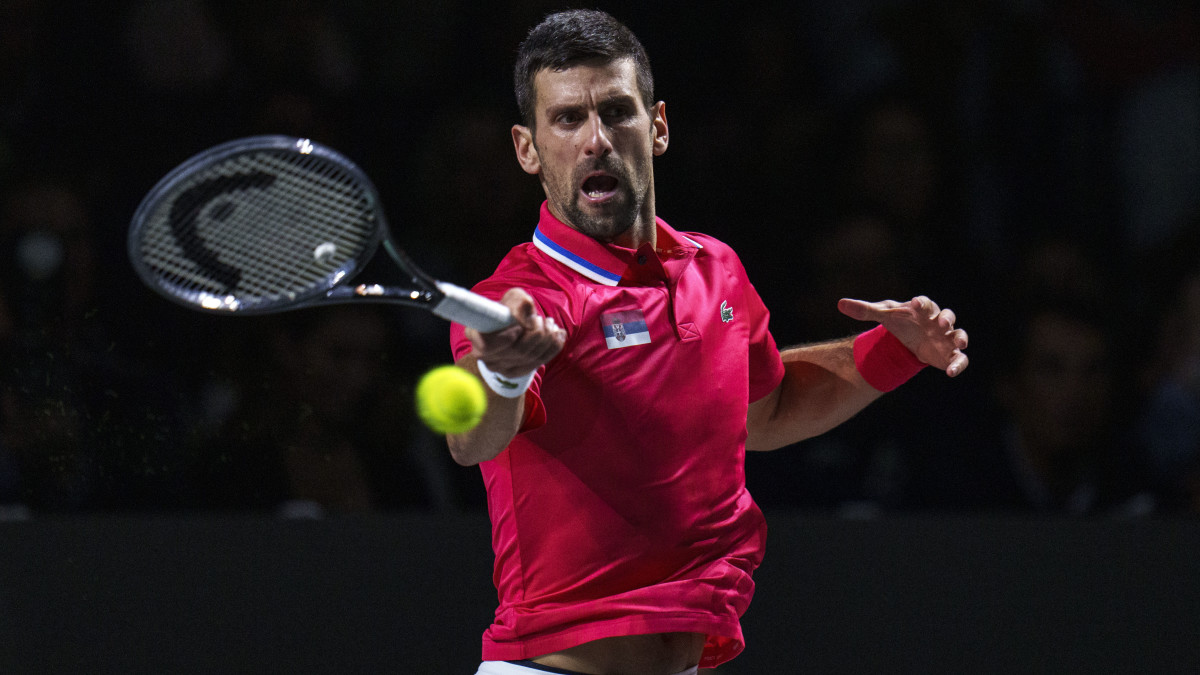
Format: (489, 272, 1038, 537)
(601, 309, 651, 349)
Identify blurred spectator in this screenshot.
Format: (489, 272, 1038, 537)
(197, 305, 477, 514)
(111, 0, 242, 205)
(0, 178, 216, 511)
(230, 0, 364, 148)
(1, 180, 97, 337)
(821, 88, 987, 330)
(1054, 0, 1199, 252)
(904, 290, 1154, 516)
(123, 0, 231, 96)
(1009, 233, 1112, 305)
(1131, 218, 1200, 513)
(746, 210, 925, 512)
(0, 179, 166, 509)
(406, 103, 543, 286)
(992, 303, 1141, 513)
(0, 179, 103, 509)
(790, 210, 915, 340)
(889, 234, 1152, 515)
(839, 92, 941, 231)
(1133, 269, 1200, 512)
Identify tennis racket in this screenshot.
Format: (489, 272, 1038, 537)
(128, 135, 513, 332)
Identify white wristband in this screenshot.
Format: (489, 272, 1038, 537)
(476, 360, 535, 398)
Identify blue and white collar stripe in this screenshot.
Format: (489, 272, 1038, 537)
(532, 227, 622, 286)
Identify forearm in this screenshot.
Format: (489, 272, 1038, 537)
(446, 287, 566, 466)
(745, 336, 884, 451)
(745, 296, 964, 451)
(445, 353, 526, 466)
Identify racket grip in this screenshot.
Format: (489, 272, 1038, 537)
(433, 282, 515, 333)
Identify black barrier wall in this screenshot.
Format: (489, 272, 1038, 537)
(2, 513, 1198, 674)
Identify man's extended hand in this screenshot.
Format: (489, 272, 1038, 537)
(838, 296, 969, 377)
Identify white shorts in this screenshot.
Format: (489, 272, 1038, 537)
(475, 661, 699, 675)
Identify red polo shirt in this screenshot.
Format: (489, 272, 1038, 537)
(450, 203, 785, 668)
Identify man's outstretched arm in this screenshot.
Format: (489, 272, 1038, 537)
(745, 296, 968, 452)
(447, 288, 565, 466)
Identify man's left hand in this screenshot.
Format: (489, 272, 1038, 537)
(838, 296, 969, 377)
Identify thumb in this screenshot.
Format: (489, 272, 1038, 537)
(837, 298, 876, 322)
(501, 288, 538, 329)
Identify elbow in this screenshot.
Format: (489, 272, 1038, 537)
(448, 447, 478, 467)
(447, 435, 503, 466)
(447, 438, 483, 466)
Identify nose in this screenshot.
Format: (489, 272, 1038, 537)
(582, 113, 613, 157)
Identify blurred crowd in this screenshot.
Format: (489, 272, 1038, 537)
(0, 0, 1196, 517)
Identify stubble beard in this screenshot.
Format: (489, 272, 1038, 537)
(548, 155, 651, 244)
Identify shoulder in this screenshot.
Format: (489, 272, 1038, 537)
(470, 242, 577, 316)
(676, 230, 754, 285)
(678, 230, 744, 264)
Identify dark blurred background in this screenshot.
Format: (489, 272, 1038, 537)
(0, 0, 1197, 518)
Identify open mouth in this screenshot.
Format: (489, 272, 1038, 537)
(581, 173, 619, 201)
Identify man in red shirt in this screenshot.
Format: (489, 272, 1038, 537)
(450, 10, 968, 675)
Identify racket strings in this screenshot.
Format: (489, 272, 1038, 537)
(138, 148, 379, 309)
(222, 154, 353, 291)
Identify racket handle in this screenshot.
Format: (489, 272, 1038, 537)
(433, 282, 515, 333)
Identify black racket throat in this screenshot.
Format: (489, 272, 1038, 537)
(326, 283, 439, 307)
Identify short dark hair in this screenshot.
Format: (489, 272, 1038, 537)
(514, 9, 655, 128)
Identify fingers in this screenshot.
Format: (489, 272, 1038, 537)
(951, 327, 968, 350)
(947, 349, 969, 378)
(529, 317, 566, 361)
(521, 314, 567, 354)
(937, 308, 955, 330)
(926, 299, 967, 376)
(841, 296, 936, 320)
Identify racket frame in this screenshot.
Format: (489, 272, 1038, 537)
(128, 135, 513, 332)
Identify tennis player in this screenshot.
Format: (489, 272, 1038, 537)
(450, 10, 969, 675)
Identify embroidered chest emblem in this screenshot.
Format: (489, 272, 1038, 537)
(720, 300, 734, 323)
(601, 309, 651, 349)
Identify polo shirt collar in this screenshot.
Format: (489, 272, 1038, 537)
(531, 202, 703, 286)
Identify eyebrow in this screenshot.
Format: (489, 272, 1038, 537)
(601, 92, 638, 104)
(544, 93, 639, 117)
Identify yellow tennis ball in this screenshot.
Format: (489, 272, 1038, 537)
(415, 365, 487, 434)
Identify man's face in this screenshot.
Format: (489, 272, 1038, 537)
(1011, 313, 1112, 456)
(512, 58, 667, 246)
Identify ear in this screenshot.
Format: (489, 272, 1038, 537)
(512, 124, 540, 175)
(651, 101, 669, 156)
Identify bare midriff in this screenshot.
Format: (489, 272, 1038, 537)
(531, 631, 706, 675)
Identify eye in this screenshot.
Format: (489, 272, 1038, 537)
(603, 105, 631, 122)
(555, 110, 582, 125)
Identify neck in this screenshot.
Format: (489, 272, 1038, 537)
(613, 183, 658, 250)
(613, 213, 656, 250)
